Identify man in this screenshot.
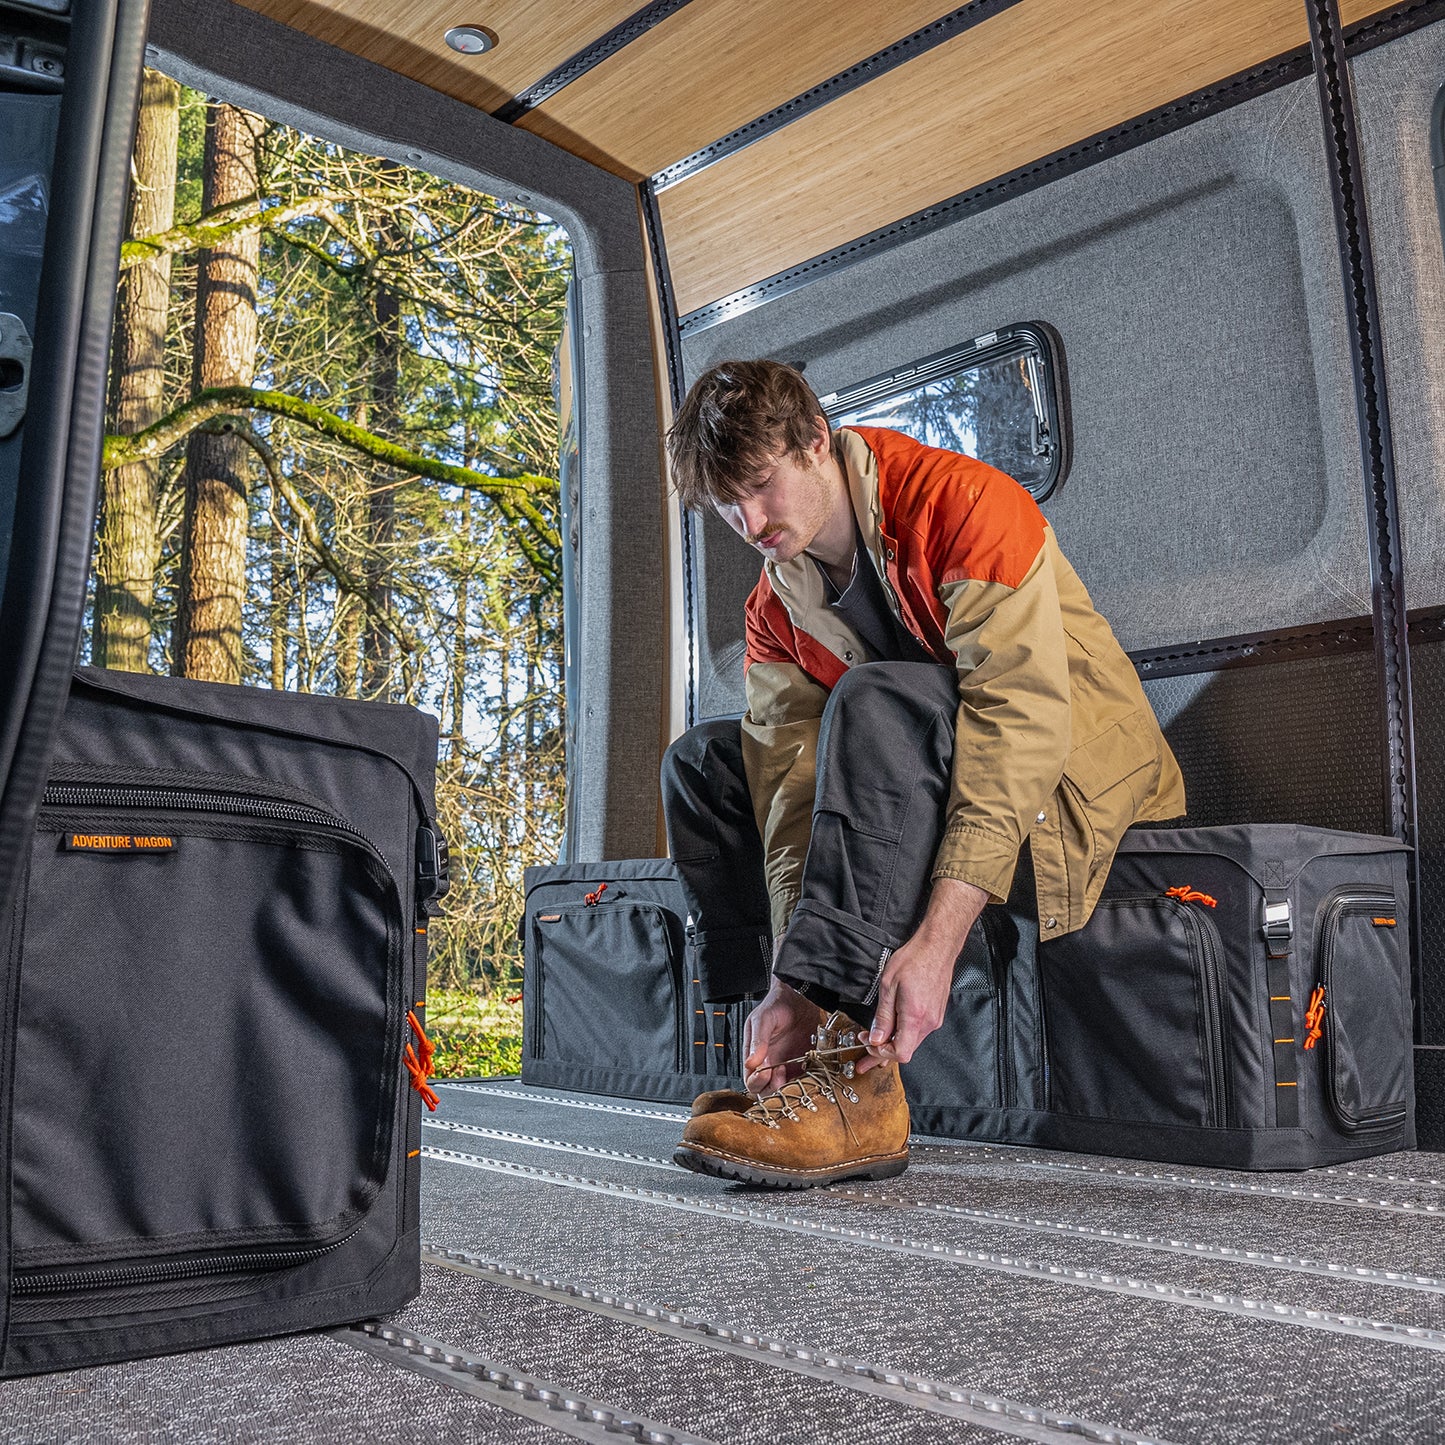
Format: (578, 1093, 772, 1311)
(661, 359, 1184, 1188)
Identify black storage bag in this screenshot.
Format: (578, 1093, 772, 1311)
(521, 860, 752, 1103)
(904, 823, 1414, 1170)
(1, 668, 444, 1375)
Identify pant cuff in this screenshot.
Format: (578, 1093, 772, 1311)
(694, 924, 772, 1003)
(772, 900, 896, 1023)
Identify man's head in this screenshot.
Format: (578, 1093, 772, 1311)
(667, 359, 844, 565)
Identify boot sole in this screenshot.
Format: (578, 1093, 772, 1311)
(672, 1144, 909, 1190)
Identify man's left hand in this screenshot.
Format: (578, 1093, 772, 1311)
(857, 877, 989, 1073)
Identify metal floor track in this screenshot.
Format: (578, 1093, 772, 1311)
(5, 1076, 1444, 1443)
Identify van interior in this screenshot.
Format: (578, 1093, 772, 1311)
(2, 0, 1445, 1436)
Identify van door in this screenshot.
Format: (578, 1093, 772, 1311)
(0, 0, 148, 1348)
(0, 0, 148, 931)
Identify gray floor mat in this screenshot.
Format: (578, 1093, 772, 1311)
(6, 1077, 1442, 1444)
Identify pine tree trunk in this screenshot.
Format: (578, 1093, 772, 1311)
(330, 463, 363, 698)
(93, 69, 180, 673)
(269, 500, 288, 691)
(361, 276, 400, 700)
(451, 489, 471, 744)
(173, 102, 261, 684)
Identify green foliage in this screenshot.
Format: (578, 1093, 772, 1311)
(425, 988, 523, 1078)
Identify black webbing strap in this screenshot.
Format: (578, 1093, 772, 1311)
(1263, 860, 1300, 1127)
(1305, 0, 1422, 1034)
(685, 917, 709, 1072)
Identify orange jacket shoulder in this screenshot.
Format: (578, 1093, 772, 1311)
(848, 426, 1045, 589)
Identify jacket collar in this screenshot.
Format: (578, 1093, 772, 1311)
(764, 429, 890, 644)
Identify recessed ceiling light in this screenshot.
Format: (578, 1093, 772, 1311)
(445, 25, 497, 55)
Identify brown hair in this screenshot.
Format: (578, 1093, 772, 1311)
(666, 359, 830, 511)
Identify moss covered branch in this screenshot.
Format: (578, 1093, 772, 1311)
(121, 192, 348, 270)
(103, 386, 559, 569)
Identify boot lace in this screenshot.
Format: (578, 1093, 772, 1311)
(745, 1041, 864, 1144)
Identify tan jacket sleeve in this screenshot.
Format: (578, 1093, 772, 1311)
(739, 660, 829, 937)
(932, 543, 1072, 902)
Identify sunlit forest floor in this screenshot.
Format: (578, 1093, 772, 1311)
(427, 989, 523, 1077)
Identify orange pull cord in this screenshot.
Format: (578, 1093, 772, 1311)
(584, 881, 608, 907)
(405, 1009, 439, 1111)
(1165, 885, 1218, 908)
(1303, 985, 1327, 1051)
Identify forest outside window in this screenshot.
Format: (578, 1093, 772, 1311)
(821, 323, 1069, 501)
(91, 70, 574, 1075)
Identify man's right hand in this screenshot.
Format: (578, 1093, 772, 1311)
(742, 978, 823, 1094)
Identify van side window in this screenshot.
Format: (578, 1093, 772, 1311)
(820, 322, 1069, 501)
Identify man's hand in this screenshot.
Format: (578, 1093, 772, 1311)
(858, 877, 989, 1073)
(742, 976, 823, 1093)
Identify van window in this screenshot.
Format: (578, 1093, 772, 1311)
(821, 322, 1069, 500)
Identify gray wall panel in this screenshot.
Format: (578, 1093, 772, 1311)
(1353, 23, 1445, 614)
(145, 0, 665, 860)
(681, 73, 1382, 712)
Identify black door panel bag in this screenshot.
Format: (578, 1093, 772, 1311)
(1, 668, 443, 1375)
(903, 823, 1415, 1169)
(521, 860, 752, 1103)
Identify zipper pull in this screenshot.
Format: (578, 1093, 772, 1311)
(1303, 985, 1327, 1051)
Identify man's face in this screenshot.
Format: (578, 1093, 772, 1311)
(714, 425, 836, 565)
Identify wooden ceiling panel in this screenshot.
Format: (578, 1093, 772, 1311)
(515, 0, 993, 181)
(658, 0, 1401, 317)
(234, 0, 647, 116)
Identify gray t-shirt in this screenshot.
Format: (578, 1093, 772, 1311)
(814, 521, 936, 666)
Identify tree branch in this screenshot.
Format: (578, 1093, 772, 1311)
(118, 190, 389, 270)
(102, 385, 559, 567)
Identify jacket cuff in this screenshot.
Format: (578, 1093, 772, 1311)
(931, 825, 1021, 903)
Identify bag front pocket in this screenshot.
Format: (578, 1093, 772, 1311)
(1041, 895, 1228, 1127)
(12, 776, 402, 1293)
(903, 918, 1004, 1109)
(1314, 889, 1409, 1134)
(533, 901, 684, 1072)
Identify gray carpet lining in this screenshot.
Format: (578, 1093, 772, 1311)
(341, 1321, 720, 1445)
(422, 1147, 1445, 1343)
(400, 1260, 1075, 1445)
(909, 1146, 1445, 1217)
(420, 1156, 1445, 1444)
(0, 1324, 563, 1444)
(424, 1098, 1445, 1279)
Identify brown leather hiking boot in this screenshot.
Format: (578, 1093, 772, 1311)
(673, 1014, 910, 1188)
(689, 1088, 753, 1117)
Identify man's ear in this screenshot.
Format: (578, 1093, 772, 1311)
(809, 414, 831, 459)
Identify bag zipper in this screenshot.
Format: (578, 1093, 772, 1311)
(983, 914, 1014, 1110)
(1116, 896, 1229, 1127)
(42, 782, 390, 873)
(1191, 905, 1228, 1129)
(1318, 890, 1408, 1134)
(12, 1235, 352, 1297)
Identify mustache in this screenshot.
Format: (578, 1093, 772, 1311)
(747, 524, 781, 545)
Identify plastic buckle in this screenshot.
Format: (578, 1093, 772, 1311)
(415, 823, 451, 916)
(1262, 899, 1293, 956)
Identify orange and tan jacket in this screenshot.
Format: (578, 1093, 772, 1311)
(741, 425, 1186, 941)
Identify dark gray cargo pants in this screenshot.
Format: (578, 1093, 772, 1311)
(660, 661, 1038, 1021)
